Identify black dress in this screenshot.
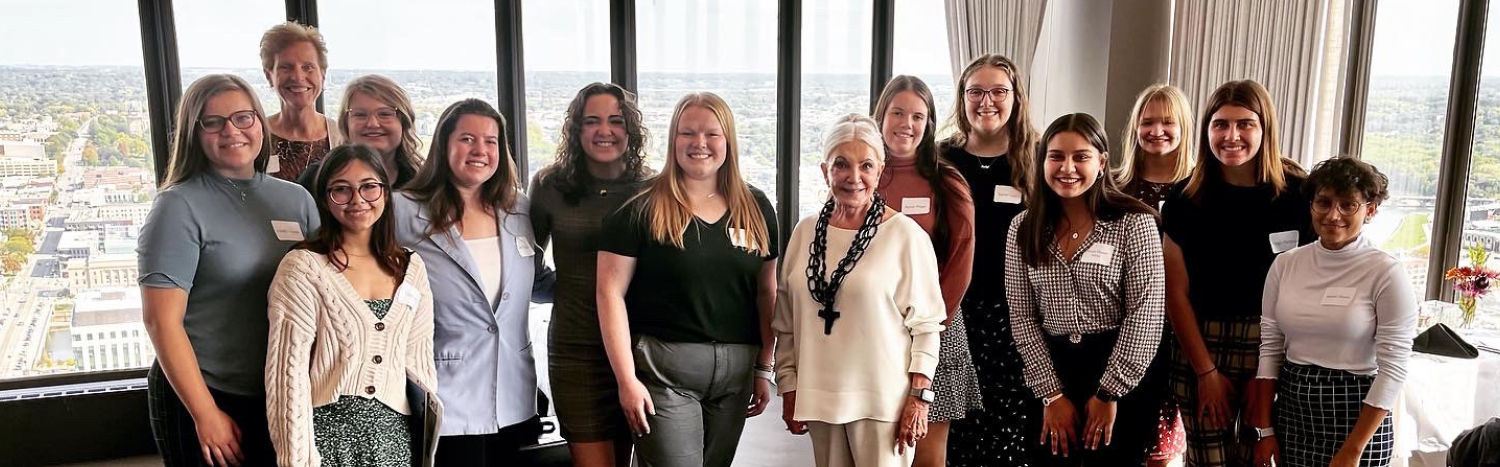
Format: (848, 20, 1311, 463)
(944, 145, 1042, 467)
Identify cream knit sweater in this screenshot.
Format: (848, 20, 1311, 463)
(265, 248, 437, 467)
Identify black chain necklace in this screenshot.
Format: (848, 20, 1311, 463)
(805, 192, 886, 335)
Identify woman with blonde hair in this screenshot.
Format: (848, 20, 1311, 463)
(260, 21, 344, 182)
(1115, 84, 1195, 210)
(1114, 83, 1194, 465)
(298, 74, 424, 192)
(1160, 80, 1314, 467)
(138, 74, 320, 467)
(597, 92, 778, 467)
(944, 54, 1045, 467)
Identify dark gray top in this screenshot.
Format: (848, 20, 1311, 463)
(529, 172, 645, 346)
(137, 171, 320, 395)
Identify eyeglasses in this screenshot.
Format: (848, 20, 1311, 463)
(346, 108, 400, 124)
(1311, 199, 1369, 216)
(964, 87, 1010, 103)
(327, 182, 387, 205)
(198, 110, 258, 132)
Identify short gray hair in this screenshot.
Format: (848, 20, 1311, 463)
(821, 113, 884, 163)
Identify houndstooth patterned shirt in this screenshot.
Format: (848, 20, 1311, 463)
(1004, 211, 1166, 399)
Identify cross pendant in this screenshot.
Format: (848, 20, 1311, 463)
(818, 306, 840, 335)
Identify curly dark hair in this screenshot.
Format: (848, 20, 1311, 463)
(1302, 157, 1389, 205)
(538, 82, 651, 205)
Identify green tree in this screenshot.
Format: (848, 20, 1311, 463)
(82, 143, 99, 166)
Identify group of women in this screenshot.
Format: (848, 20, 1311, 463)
(134, 19, 1417, 467)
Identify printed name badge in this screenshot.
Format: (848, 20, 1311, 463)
(1080, 243, 1115, 265)
(1268, 230, 1299, 253)
(516, 237, 536, 257)
(395, 282, 421, 308)
(1321, 286, 1356, 307)
(729, 228, 750, 249)
(994, 185, 1023, 204)
(901, 197, 932, 215)
(270, 220, 303, 242)
(267, 155, 282, 174)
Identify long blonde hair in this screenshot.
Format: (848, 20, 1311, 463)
(1182, 80, 1304, 201)
(1115, 84, 1196, 186)
(339, 74, 424, 182)
(634, 93, 771, 256)
(161, 74, 272, 189)
(940, 54, 1037, 191)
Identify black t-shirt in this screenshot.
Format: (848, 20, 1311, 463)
(601, 185, 779, 344)
(1161, 175, 1315, 319)
(945, 145, 1027, 301)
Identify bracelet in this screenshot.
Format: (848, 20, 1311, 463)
(753, 362, 774, 372)
(1197, 366, 1218, 378)
(753, 369, 775, 383)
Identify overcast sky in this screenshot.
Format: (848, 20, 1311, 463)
(0, 0, 1477, 77)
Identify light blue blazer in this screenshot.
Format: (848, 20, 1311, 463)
(392, 191, 538, 436)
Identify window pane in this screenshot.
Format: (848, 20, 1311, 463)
(1361, 0, 1459, 303)
(799, 0, 872, 219)
(0, 0, 155, 379)
(522, 0, 610, 181)
(319, 0, 498, 154)
(1460, 0, 1500, 328)
(893, 0, 956, 138)
(637, 0, 780, 207)
(175, 1, 285, 113)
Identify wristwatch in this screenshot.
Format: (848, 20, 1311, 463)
(909, 388, 935, 404)
(1094, 389, 1118, 403)
(1253, 426, 1276, 441)
(1042, 392, 1065, 407)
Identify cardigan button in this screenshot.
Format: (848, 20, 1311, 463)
(372, 355, 383, 364)
(374, 323, 385, 331)
(364, 386, 376, 395)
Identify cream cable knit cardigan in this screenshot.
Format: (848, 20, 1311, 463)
(265, 248, 437, 467)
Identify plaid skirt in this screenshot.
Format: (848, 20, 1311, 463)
(1274, 362, 1394, 467)
(1170, 315, 1260, 467)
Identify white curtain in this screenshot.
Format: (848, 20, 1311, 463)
(945, 0, 1050, 79)
(1170, 0, 1345, 166)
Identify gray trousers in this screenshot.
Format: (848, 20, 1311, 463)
(631, 335, 758, 467)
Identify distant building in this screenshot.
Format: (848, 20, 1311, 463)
(63, 253, 137, 291)
(0, 141, 44, 158)
(57, 230, 99, 259)
(0, 157, 55, 177)
(0, 202, 41, 229)
(70, 287, 152, 372)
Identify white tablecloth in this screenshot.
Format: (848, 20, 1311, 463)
(1393, 331, 1500, 467)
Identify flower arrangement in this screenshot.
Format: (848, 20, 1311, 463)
(1445, 242, 1499, 327)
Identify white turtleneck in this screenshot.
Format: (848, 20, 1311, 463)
(1257, 235, 1418, 410)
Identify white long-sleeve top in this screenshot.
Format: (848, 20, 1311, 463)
(1258, 235, 1417, 410)
(265, 248, 437, 467)
(773, 213, 946, 424)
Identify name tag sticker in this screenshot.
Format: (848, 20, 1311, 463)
(395, 282, 421, 308)
(267, 155, 281, 174)
(1268, 230, 1299, 253)
(270, 220, 303, 242)
(516, 237, 536, 257)
(901, 197, 932, 215)
(1321, 287, 1356, 306)
(729, 228, 750, 249)
(1080, 243, 1115, 265)
(994, 185, 1023, 204)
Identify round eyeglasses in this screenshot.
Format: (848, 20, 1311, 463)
(327, 182, 387, 205)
